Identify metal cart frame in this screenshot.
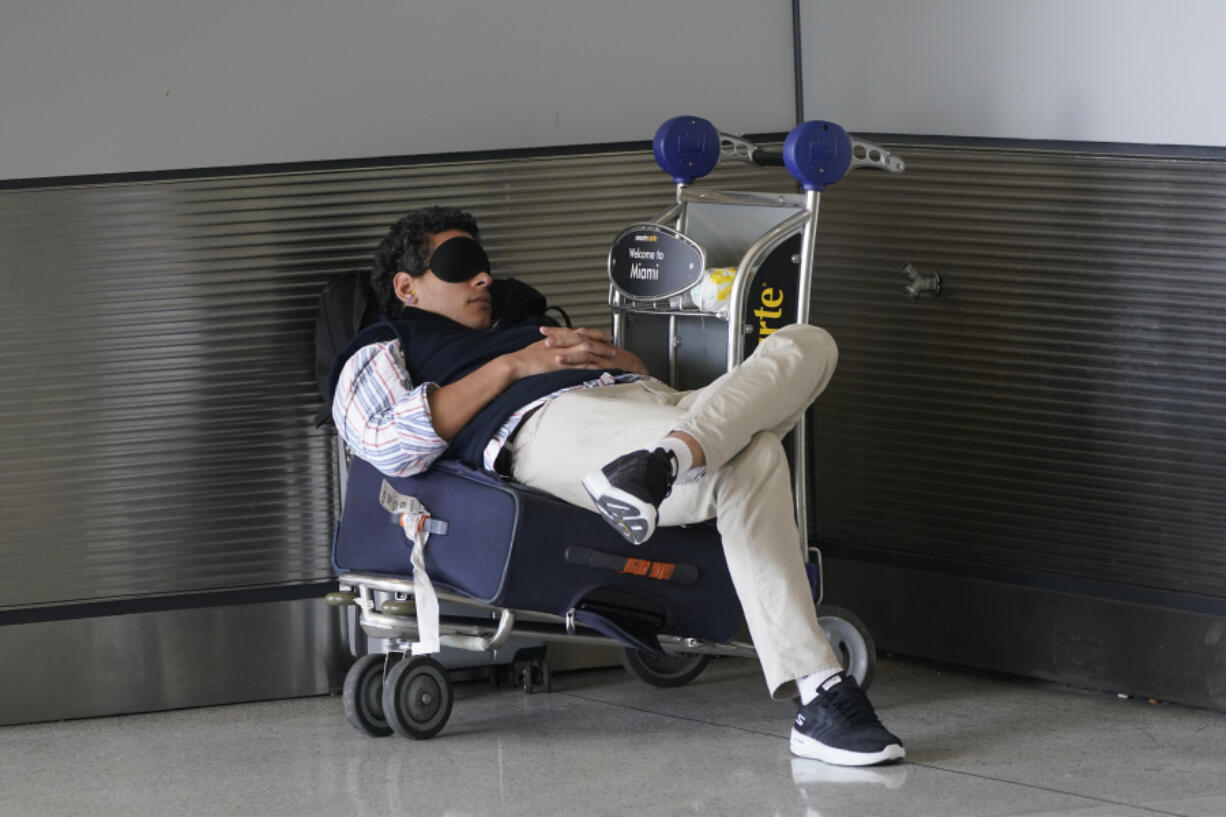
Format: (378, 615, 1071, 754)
(329, 117, 904, 740)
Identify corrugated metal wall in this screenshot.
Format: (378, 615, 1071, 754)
(808, 142, 1226, 600)
(7, 137, 1221, 614)
(5, 136, 1225, 711)
(0, 150, 791, 610)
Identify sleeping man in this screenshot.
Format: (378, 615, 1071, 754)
(332, 205, 905, 766)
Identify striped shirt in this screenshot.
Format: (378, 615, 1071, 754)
(332, 339, 641, 476)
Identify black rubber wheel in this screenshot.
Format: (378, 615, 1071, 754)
(620, 649, 712, 688)
(342, 653, 393, 737)
(520, 660, 552, 694)
(817, 604, 876, 692)
(382, 656, 454, 740)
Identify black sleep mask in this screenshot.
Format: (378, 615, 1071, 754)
(427, 236, 491, 282)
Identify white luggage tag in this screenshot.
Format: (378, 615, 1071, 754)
(379, 481, 448, 655)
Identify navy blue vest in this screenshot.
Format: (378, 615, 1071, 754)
(333, 305, 621, 470)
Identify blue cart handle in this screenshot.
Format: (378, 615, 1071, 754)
(654, 116, 904, 188)
(785, 121, 905, 191)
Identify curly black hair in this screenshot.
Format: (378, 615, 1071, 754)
(371, 206, 481, 316)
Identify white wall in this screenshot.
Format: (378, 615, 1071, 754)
(0, 0, 795, 180)
(800, 0, 1226, 146)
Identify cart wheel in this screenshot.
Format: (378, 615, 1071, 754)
(382, 656, 454, 740)
(620, 649, 711, 688)
(520, 659, 551, 694)
(342, 654, 393, 737)
(817, 605, 876, 692)
(522, 657, 551, 691)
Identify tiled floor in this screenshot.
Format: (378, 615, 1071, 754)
(3, 656, 1225, 817)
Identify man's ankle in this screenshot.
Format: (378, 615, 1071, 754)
(652, 437, 692, 478)
(665, 431, 705, 469)
(656, 435, 705, 483)
(796, 669, 843, 705)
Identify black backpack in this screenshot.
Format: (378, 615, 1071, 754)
(313, 272, 570, 426)
(313, 270, 382, 426)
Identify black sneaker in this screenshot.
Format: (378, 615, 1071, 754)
(790, 673, 905, 766)
(581, 448, 678, 545)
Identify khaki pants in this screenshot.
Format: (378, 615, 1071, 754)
(509, 323, 843, 700)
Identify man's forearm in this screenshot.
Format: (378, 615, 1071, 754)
(428, 330, 642, 441)
(426, 355, 520, 441)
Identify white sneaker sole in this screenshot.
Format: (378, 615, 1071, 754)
(789, 728, 906, 766)
(580, 469, 657, 545)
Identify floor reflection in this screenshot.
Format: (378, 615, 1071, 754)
(784, 757, 910, 817)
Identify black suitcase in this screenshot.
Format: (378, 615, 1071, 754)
(333, 457, 742, 652)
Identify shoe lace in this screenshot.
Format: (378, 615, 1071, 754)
(821, 682, 883, 728)
(645, 449, 678, 503)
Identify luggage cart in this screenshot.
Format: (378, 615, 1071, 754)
(607, 113, 904, 696)
(611, 115, 905, 554)
(327, 116, 904, 740)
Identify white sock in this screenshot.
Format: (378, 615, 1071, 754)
(796, 668, 843, 705)
(651, 436, 702, 483)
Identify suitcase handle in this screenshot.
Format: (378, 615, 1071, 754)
(564, 545, 698, 585)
